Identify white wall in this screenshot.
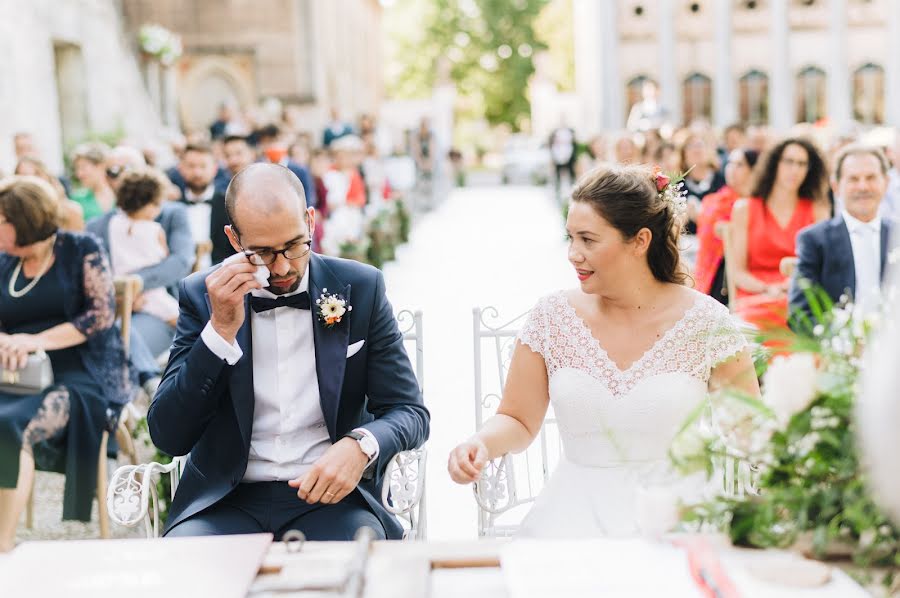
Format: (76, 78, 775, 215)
(0, 0, 163, 175)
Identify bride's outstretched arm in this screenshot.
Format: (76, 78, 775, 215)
(448, 342, 550, 484)
(708, 348, 759, 398)
(708, 348, 762, 447)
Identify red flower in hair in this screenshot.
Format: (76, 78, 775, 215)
(655, 171, 671, 192)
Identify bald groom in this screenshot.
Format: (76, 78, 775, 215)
(148, 163, 429, 540)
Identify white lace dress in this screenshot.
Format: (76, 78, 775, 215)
(516, 290, 746, 538)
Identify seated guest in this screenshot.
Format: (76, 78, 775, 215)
(0, 177, 131, 551)
(730, 137, 830, 329)
(107, 169, 180, 326)
(694, 148, 759, 305)
(70, 143, 117, 221)
(256, 124, 318, 209)
(173, 143, 220, 246)
(14, 157, 84, 231)
(790, 144, 893, 323)
(214, 135, 260, 264)
(87, 170, 194, 388)
(679, 133, 726, 234)
(148, 164, 428, 540)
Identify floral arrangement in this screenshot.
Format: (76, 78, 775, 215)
(671, 289, 900, 581)
(316, 290, 351, 328)
(138, 24, 183, 66)
(653, 165, 693, 218)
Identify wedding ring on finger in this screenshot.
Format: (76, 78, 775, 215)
(324, 491, 336, 501)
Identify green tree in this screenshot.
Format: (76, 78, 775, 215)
(384, 0, 548, 130)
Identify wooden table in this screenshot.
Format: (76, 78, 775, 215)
(0, 536, 873, 597)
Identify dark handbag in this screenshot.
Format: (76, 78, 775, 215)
(0, 350, 54, 395)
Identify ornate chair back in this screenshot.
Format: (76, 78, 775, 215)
(381, 309, 428, 540)
(471, 306, 563, 537)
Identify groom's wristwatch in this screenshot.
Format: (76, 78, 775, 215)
(345, 430, 378, 463)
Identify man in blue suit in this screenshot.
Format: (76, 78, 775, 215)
(790, 144, 893, 325)
(148, 163, 429, 540)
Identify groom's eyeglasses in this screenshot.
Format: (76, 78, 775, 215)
(232, 222, 313, 265)
(239, 239, 312, 265)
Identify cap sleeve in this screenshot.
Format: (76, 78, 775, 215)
(705, 302, 748, 374)
(516, 295, 553, 359)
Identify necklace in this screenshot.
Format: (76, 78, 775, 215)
(8, 236, 57, 299)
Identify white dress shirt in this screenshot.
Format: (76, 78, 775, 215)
(200, 267, 378, 482)
(183, 184, 215, 267)
(843, 210, 882, 314)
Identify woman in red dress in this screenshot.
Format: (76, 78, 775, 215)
(694, 148, 759, 305)
(730, 138, 830, 329)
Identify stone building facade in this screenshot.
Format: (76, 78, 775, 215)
(120, 0, 384, 135)
(573, 0, 900, 134)
(0, 0, 164, 174)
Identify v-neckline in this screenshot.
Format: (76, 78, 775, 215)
(764, 201, 799, 231)
(560, 292, 703, 375)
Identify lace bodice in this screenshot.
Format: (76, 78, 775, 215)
(517, 290, 746, 466)
(519, 291, 745, 397)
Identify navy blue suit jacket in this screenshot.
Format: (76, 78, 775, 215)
(148, 253, 430, 538)
(789, 215, 891, 324)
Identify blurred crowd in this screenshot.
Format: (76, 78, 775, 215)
(0, 103, 443, 547)
(548, 119, 900, 331)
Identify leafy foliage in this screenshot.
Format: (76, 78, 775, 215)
(674, 288, 900, 573)
(385, 0, 549, 130)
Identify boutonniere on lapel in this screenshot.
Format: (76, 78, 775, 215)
(316, 288, 351, 329)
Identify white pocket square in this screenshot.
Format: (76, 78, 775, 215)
(346, 340, 365, 358)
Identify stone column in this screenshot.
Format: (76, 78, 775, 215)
(887, 0, 900, 126)
(827, 0, 851, 127)
(713, 0, 735, 127)
(599, 0, 622, 130)
(768, 0, 793, 131)
(658, 0, 680, 127)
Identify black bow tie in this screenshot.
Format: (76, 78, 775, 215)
(250, 291, 311, 313)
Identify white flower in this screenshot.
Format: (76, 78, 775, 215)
(320, 299, 346, 320)
(763, 353, 818, 427)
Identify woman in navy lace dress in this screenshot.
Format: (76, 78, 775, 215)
(0, 176, 131, 551)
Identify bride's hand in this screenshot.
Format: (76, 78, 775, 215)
(448, 439, 489, 484)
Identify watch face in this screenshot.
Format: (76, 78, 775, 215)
(360, 436, 377, 456)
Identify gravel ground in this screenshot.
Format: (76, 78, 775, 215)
(15, 437, 157, 544)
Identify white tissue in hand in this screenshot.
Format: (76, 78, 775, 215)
(223, 252, 270, 288)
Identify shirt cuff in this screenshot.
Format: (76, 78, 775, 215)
(352, 427, 380, 465)
(200, 321, 243, 365)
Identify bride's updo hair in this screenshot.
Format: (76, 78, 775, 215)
(570, 164, 686, 285)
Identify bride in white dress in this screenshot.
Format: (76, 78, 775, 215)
(449, 164, 761, 538)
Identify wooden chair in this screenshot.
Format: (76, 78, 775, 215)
(715, 221, 739, 313)
(193, 239, 213, 273)
(108, 309, 429, 540)
(24, 275, 144, 539)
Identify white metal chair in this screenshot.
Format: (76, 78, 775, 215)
(471, 306, 562, 538)
(108, 309, 428, 540)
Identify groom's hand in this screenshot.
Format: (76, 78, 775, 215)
(206, 257, 262, 343)
(289, 438, 369, 505)
(448, 439, 489, 484)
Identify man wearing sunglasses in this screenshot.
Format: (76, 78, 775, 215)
(148, 163, 429, 541)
